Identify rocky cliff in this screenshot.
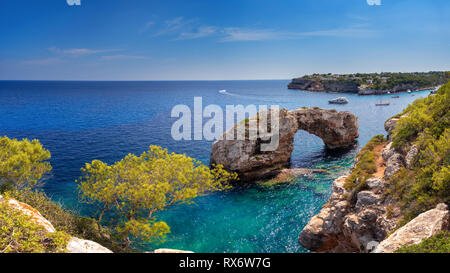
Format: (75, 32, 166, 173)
(288, 72, 448, 95)
(288, 79, 360, 93)
(210, 108, 359, 181)
(298, 111, 449, 253)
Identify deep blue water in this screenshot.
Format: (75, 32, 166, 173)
(0, 80, 431, 253)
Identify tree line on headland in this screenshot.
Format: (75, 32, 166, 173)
(289, 71, 450, 94)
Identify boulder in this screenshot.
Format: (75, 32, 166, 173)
(153, 249, 194, 253)
(6, 198, 56, 233)
(356, 191, 381, 209)
(66, 237, 113, 253)
(381, 142, 395, 161)
(384, 153, 404, 180)
(366, 178, 383, 190)
(299, 175, 399, 253)
(405, 145, 418, 169)
(211, 108, 359, 181)
(374, 204, 450, 253)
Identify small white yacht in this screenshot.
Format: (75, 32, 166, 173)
(328, 97, 349, 104)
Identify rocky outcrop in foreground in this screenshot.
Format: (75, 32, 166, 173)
(298, 176, 400, 252)
(211, 108, 359, 181)
(298, 114, 448, 253)
(0, 194, 112, 253)
(374, 203, 449, 253)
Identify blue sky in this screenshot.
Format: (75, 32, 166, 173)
(0, 0, 449, 80)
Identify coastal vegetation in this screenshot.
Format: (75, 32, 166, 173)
(395, 231, 450, 253)
(0, 202, 70, 253)
(0, 137, 235, 252)
(0, 137, 52, 192)
(387, 81, 450, 225)
(289, 71, 449, 94)
(300, 71, 448, 91)
(77, 145, 236, 250)
(344, 135, 386, 202)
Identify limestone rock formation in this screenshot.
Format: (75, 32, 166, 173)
(211, 108, 359, 181)
(299, 109, 445, 253)
(384, 114, 408, 141)
(288, 79, 360, 93)
(1, 195, 112, 253)
(6, 198, 56, 233)
(298, 175, 399, 253)
(153, 248, 194, 253)
(67, 237, 113, 253)
(374, 204, 449, 253)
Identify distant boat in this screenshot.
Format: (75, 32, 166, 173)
(407, 89, 412, 93)
(219, 89, 227, 94)
(391, 95, 400, 98)
(376, 98, 390, 106)
(329, 97, 349, 104)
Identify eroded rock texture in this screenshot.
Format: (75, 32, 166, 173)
(210, 108, 359, 181)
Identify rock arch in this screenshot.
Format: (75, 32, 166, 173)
(210, 108, 359, 181)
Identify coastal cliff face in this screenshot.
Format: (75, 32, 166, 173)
(288, 78, 439, 95)
(210, 108, 359, 181)
(298, 104, 450, 253)
(288, 79, 360, 93)
(288, 72, 449, 95)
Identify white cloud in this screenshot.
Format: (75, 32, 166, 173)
(155, 17, 198, 36)
(220, 26, 376, 42)
(299, 27, 377, 38)
(148, 17, 377, 42)
(367, 0, 381, 6)
(175, 26, 218, 40)
(101, 55, 149, 60)
(48, 47, 121, 56)
(220, 28, 286, 42)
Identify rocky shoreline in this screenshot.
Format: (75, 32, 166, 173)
(288, 78, 440, 95)
(298, 113, 449, 253)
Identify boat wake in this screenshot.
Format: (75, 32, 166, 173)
(217, 89, 290, 103)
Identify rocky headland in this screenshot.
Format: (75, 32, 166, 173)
(210, 107, 359, 182)
(288, 72, 448, 95)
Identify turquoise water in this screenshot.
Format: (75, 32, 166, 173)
(0, 80, 431, 252)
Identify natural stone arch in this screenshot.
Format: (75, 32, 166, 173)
(210, 108, 359, 181)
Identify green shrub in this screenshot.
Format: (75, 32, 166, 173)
(392, 81, 450, 149)
(0, 202, 70, 253)
(344, 135, 386, 192)
(395, 231, 450, 253)
(2, 189, 122, 252)
(0, 137, 52, 191)
(386, 81, 450, 224)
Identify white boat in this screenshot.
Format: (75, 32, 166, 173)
(328, 97, 349, 104)
(219, 89, 227, 94)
